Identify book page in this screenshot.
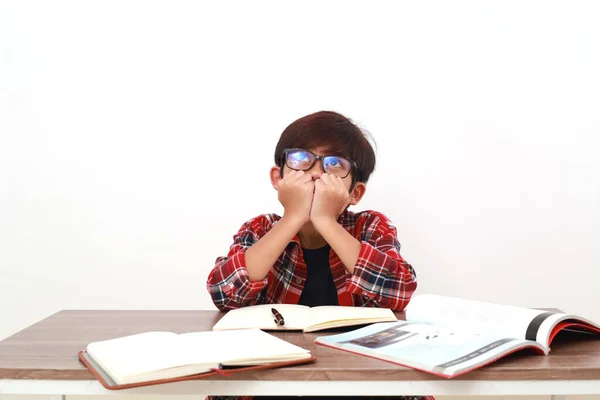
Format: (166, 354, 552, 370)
(87, 331, 182, 378)
(307, 306, 396, 328)
(212, 304, 310, 331)
(179, 328, 312, 366)
(405, 294, 552, 342)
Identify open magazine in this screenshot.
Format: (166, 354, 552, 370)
(314, 294, 600, 378)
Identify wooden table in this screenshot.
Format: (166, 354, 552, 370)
(1, 310, 599, 399)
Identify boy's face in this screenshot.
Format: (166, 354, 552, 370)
(270, 147, 367, 206)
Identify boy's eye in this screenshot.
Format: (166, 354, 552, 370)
(292, 151, 311, 161)
(287, 150, 314, 168)
(324, 157, 343, 169)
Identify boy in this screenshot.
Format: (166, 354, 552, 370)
(206, 111, 429, 400)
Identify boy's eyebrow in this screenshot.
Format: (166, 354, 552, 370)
(313, 145, 332, 153)
(327, 150, 350, 159)
(313, 146, 346, 157)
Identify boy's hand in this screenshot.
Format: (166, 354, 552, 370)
(310, 174, 350, 225)
(277, 170, 314, 224)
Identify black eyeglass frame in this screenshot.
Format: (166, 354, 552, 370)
(280, 148, 357, 180)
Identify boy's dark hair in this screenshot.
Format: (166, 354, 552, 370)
(274, 111, 377, 184)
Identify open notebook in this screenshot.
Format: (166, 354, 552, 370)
(212, 304, 397, 332)
(79, 328, 314, 389)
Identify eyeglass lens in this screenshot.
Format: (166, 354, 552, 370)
(285, 149, 352, 178)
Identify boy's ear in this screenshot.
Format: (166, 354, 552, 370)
(349, 181, 367, 205)
(270, 166, 282, 190)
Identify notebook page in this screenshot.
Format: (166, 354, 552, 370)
(178, 328, 311, 365)
(307, 306, 396, 326)
(212, 303, 310, 330)
(87, 332, 181, 377)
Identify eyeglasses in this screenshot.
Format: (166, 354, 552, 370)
(282, 148, 355, 178)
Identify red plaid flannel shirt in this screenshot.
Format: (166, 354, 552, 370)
(207, 209, 417, 313)
(206, 210, 425, 400)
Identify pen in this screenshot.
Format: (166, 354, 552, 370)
(271, 307, 285, 326)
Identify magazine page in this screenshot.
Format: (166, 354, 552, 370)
(405, 294, 564, 345)
(528, 312, 600, 346)
(315, 321, 546, 378)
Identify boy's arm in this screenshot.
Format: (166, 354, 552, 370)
(314, 212, 417, 311)
(244, 215, 304, 281)
(205, 215, 275, 310)
(311, 220, 362, 273)
(311, 175, 417, 311)
(244, 170, 313, 280)
(208, 171, 314, 311)
(206, 215, 304, 311)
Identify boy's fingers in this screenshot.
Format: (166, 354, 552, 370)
(299, 173, 313, 183)
(317, 174, 329, 186)
(284, 170, 303, 182)
(280, 170, 293, 181)
(321, 173, 336, 186)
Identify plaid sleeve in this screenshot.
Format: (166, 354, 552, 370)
(346, 212, 417, 311)
(206, 216, 272, 311)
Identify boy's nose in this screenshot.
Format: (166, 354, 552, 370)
(308, 162, 324, 180)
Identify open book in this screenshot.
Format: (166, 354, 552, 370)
(212, 304, 397, 333)
(78, 328, 314, 389)
(315, 294, 600, 378)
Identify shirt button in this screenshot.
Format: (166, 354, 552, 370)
(295, 277, 302, 284)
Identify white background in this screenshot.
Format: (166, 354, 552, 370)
(1, 0, 599, 348)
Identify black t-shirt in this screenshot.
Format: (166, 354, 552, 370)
(298, 244, 338, 307)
